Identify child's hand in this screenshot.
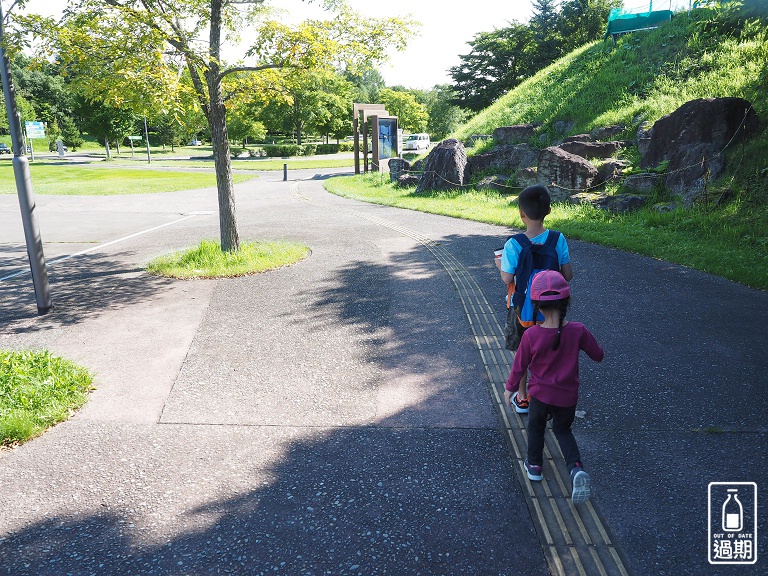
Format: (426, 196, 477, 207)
(503, 389, 513, 408)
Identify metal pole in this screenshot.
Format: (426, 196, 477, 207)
(283, 163, 287, 181)
(0, 6, 53, 314)
(144, 116, 151, 164)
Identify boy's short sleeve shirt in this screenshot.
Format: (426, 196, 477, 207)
(501, 230, 570, 274)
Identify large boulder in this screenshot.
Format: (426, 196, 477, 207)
(415, 138, 471, 193)
(558, 140, 633, 159)
(666, 143, 724, 207)
(561, 134, 592, 144)
(467, 143, 539, 173)
(641, 98, 757, 206)
(493, 124, 542, 145)
(636, 121, 652, 156)
(397, 174, 419, 188)
(388, 158, 411, 183)
(622, 172, 663, 194)
(475, 175, 514, 194)
(537, 146, 599, 201)
(591, 124, 626, 140)
(515, 167, 539, 188)
(569, 192, 649, 213)
(597, 159, 631, 184)
(641, 97, 757, 168)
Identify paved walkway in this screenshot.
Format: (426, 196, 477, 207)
(0, 168, 766, 575)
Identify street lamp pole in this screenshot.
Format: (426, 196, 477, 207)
(0, 5, 53, 314)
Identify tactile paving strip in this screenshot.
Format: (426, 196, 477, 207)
(349, 209, 633, 576)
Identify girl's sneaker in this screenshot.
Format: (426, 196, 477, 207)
(570, 463, 592, 504)
(511, 393, 529, 414)
(524, 459, 543, 481)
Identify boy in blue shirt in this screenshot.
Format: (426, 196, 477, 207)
(497, 185, 573, 413)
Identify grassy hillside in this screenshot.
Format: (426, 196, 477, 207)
(455, 9, 767, 143)
(326, 8, 768, 290)
(454, 8, 768, 203)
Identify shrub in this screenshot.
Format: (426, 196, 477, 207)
(265, 144, 303, 157)
(315, 143, 340, 154)
(302, 143, 317, 156)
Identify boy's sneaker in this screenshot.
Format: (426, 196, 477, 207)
(570, 463, 592, 504)
(524, 459, 543, 481)
(511, 393, 529, 414)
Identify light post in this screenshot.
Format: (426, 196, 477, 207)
(0, 4, 53, 314)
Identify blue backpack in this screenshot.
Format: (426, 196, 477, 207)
(510, 230, 561, 327)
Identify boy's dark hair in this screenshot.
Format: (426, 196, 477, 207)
(532, 297, 570, 350)
(518, 185, 552, 221)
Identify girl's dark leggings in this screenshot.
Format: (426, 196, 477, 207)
(527, 395, 582, 473)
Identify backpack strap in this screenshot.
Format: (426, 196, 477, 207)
(511, 233, 532, 308)
(544, 229, 560, 249)
(513, 232, 532, 248)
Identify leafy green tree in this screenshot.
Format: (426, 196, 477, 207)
(254, 69, 353, 145)
(345, 67, 385, 105)
(10, 55, 75, 128)
(530, 0, 564, 68)
(60, 116, 84, 150)
(75, 98, 139, 157)
(25, 1, 414, 252)
(0, 92, 36, 135)
(378, 88, 427, 133)
(449, 24, 535, 111)
(557, 0, 620, 51)
(308, 73, 354, 143)
(153, 113, 185, 150)
(423, 85, 468, 140)
(227, 104, 267, 148)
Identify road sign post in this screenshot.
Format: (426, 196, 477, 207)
(0, 6, 53, 314)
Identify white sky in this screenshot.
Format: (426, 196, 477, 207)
(18, 0, 536, 89)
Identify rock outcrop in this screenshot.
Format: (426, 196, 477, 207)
(537, 146, 599, 201)
(641, 97, 758, 205)
(467, 144, 538, 174)
(415, 139, 471, 193)
(493, 124, 542, 145)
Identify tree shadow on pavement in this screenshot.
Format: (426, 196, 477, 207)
(0, 251, 174, 335)
(0, 423, 541, 576)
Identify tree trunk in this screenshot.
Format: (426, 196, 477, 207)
(207, 0, 239, 253)
(105, 137, 110, 158)
(208, 79, 239, 252)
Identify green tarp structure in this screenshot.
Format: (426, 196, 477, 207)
(604, 9, 674, 40)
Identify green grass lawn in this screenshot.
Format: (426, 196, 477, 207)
(325, 173, 768, 290)
(0, 350, 93, 446)
(105, 157, 354, 171)
(0, 163, 254, 195)
(146, 239, 310, 279)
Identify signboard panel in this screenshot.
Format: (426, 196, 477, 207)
(25, 121, 46, 138)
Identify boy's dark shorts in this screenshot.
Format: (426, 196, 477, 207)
(503, 307, 527, 351)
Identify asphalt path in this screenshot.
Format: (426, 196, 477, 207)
(0, 166, 766, 575)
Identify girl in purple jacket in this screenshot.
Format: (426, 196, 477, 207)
(504, 270, 604, 504)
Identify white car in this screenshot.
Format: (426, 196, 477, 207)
(403, 133, 430, 151)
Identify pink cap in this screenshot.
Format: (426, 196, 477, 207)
(530, 270, 570, 301)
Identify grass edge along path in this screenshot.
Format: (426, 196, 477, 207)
(146, 239, 311, 279)
(324, 174, 768, 291)
(0, 350, 94, 447)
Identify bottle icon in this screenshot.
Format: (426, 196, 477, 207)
(722, 489, 743, 532)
